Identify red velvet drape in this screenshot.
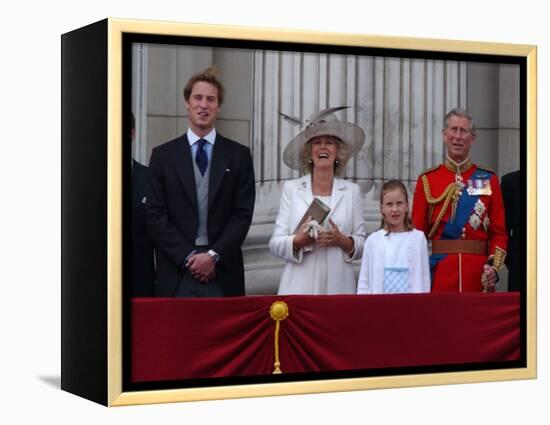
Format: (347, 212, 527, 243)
(131, 293, 520, 382)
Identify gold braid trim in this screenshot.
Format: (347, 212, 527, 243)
(421, 175, 459, 239)
(489, 247, 507, 273)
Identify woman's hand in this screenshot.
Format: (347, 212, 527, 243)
(316, 219, 354, 254)
(293, 216, 316, 250)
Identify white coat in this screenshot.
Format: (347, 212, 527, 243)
(357, 228, 430, 294)
(269, 175, 366, 295)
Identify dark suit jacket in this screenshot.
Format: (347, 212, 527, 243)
(145, 133, 255, 297)
(501, 170, 521, 291)
(131, 160, 156, 297)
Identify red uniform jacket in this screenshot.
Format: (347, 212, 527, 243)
(412, 159, 508, 292)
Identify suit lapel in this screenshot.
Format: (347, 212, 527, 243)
(208, 134, 231, 208)
(173, 134, 198, 212)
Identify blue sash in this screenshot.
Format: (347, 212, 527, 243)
(429, 168, 493, 276)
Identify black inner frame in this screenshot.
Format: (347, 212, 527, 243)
(121, 32, 528, 393)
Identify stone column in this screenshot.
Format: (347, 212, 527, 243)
(131, 43, 148, 164)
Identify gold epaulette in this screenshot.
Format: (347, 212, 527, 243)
(420, 164, 441, 176)
(476, 164, 496, 174)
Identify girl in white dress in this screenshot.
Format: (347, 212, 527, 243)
(357, 180, 430, 294)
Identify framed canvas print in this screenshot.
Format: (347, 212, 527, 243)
(61, 18, 537, 406)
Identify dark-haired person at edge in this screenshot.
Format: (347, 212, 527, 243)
(412, 108, 508, 292)
(130, 113, 156, 297)
(145, 66, 255, 297)
(501, 170, 520, 291)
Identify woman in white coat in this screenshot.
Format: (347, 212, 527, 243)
(269, 107, 366, 295)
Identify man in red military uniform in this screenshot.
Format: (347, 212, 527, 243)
(412, 108, 508, 292)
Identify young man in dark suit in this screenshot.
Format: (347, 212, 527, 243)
(145, 66, 255, 297)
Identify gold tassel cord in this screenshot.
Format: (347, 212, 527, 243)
(422, 176, 461, 239)
(273, 320, 282, 374)
(427, 189, 454, 239)
(422, 175, 455, 204)
(270, 301, 289, 374)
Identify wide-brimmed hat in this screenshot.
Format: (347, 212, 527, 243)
(281, 106, 365, 171)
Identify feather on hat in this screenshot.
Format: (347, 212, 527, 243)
(280, 106, 365, 171)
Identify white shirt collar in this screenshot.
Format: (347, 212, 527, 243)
(187, 128, 217, 146)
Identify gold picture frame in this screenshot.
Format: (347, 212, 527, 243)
(61, 17, 536, 406)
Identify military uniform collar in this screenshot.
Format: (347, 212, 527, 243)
(444, 155, 473, 174)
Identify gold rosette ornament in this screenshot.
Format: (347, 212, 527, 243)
(269, 301, 289, 374)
